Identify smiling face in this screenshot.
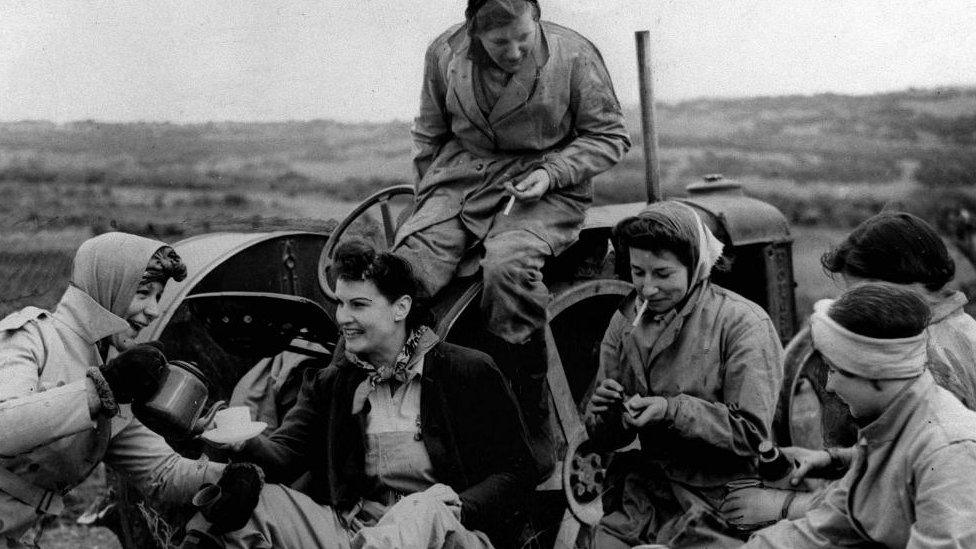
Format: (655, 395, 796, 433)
(629, 247, 690, 314)
(823, 357, 885, 420)
(335, 277, 410, 365)
(110, 280, 164, 350)
(476, 8, 538, 74)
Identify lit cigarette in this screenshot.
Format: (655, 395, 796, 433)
(503, 195, 516, 215)
(632, 299, 647, 327)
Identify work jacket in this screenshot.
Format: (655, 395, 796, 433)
(926, 289, 976, 409)
(398, 20, 630, 256)
(746, 371, 976, 548)
(585, 282, 784, 488)
(242, 341, 537, 546)
(0, 286, 221, 538)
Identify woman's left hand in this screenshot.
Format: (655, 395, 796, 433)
(504, 169, 550, 202)
(424, 483, 463, 520)
(622, 395, 668, 428)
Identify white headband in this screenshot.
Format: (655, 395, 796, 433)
(810, 299, 927, 380)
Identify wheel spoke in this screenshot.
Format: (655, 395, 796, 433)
(545, 324, 585, 441)
(379, 199, 396, 248)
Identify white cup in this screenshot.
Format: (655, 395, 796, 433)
(214, 406, 251, 430)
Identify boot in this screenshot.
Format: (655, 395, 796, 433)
(513, 331, 556, 479)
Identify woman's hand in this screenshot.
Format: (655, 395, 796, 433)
(720, 486, 791, 528)
(622, 395, 668, 429)
(504, 169, 550, 202)
(586, 378, 626, 418)
(425, 483, 462, 520)
(780, 446, 831, 486)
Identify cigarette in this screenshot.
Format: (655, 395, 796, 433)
(632, 299, 647, 327)
(503, 195, 516, 215)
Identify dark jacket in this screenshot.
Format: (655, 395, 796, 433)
(243, 341, 537, 542)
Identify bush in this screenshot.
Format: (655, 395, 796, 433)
(914, 152, 976, 188)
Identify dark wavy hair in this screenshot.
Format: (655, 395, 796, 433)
(333, 240, 431, 329)
(821, 211, 954, 291)
(466, 0, 541, 67)
(828, 282, 931, 339)
(142, 246, 187, 285)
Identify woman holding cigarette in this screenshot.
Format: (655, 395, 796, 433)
(392, 0, 631, 472)
(584, 201, 784, 548)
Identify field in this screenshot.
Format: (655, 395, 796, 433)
(3, 87, 976, 546)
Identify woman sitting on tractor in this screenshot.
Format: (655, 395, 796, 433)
(183, 240, 536, 549)
(583, 201, 784, 548)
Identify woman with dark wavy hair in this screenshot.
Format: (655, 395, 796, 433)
(183, 240, 536, 549)
(393, 0, 631, 473)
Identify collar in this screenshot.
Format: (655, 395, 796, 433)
(53, 285, 131, 345)
(858, 370, 934, 447)
(926, 289, 969, 324)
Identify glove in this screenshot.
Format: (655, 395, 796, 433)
(99, 341, 168, 404)
(203, 463, 265, 534)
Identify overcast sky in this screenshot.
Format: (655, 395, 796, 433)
(2, 0, 975, 123)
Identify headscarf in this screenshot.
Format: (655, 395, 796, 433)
(810, 299, 927, 380)
(71, 232, 169, 318)
(623, 201, 725, 289)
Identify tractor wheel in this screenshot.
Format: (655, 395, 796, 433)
(781, 325, 858, 450)
(317, 184, 415, 299)
(543, 279, 632, 548)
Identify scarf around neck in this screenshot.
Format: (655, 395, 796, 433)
(349, 325, 437, 414)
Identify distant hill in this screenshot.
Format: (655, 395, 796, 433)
(1, 86, 974, 204)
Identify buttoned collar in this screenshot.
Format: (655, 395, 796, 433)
(52, 284, 131, 345)
(858, 370, 934, 447)
(927, 289, 969, 324)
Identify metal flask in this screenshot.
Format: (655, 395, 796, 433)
(134, 360, 225, 439)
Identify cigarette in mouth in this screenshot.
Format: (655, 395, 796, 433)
(502, 195, 516, 216)
(632, 299, 647, 327)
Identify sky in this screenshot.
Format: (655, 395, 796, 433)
(2, 0, 975, 123)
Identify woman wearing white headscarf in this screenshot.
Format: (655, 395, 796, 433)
(744, 283, 976, 548)
(0, 232, 224, 545)
(584, 201, 784, 548)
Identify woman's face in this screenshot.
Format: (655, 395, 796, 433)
(476, 8, 538, 74)
(335, 278, 409, 362)
(823, 357, 884, 420)
(110, 281, 164, 350)
(629, 248, 690, 314)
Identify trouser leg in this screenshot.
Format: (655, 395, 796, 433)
(481, 229, 550, 345)
(481, 230, 554, 476)
(392, 217, 468, 300)
(182, 484, 351, 549)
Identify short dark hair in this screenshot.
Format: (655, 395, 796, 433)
(821, 211, 954, 291)
(333, 240, 430, 329)
(828, 282, 931, 339)
(466, 0, 541, 66)
(142, 246, 187, 285)
(612, 215, 696, 274)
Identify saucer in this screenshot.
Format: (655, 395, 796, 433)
(200, 421, 267, 444)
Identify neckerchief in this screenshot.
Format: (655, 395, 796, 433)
(349, 326, 430, 414)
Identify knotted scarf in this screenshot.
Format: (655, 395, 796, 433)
(810, 299, 927, 380)
(350, 326, 435, 414)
